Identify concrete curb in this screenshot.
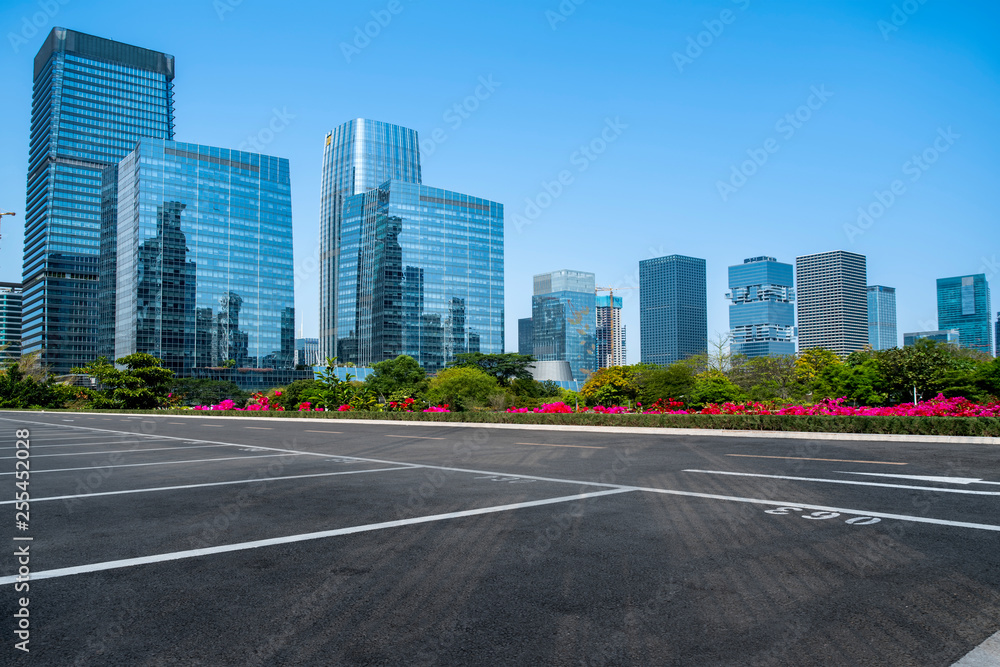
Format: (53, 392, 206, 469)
(23, 411, 1000, 446)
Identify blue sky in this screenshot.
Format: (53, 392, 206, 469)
(0, 0, 997, 358)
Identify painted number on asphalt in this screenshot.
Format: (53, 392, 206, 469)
(764, 507, 880, 525)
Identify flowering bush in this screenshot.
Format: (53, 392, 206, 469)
(423, 405, 451, 413)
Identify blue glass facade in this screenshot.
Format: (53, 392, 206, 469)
(0, 283, 23, 362)
(23, 28, 175, 373)
(727, 256, 795, 358)
(640, 255, 707, 366)
(319, 119, 422, 360)
(518, 317, 534, 356)
(867, 285, 897, 351)
(335, 180, 503, 371)
(532, 270, 596, 381)
(904, 330, 959, 347)
(937, 274, 993, 355)
(113, 139, 295, 380)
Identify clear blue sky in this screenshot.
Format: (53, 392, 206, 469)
(1, 0, 997, 357)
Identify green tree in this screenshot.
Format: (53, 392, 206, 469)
(874, 339, 953, 403)
(0, 364, 64, 409)
(580, 366, 639, 406)
(365, 355, 428, 397)
(272, 379, 318, 410)
(688, 369, 744, 407)
(728, 355, 798, 401)
(426, 366, 498, 410)
(635, 362, 697, 406)
(73, 353, 175, 409)
(450, 353, 535, 386)
(170, 378, 249, 407)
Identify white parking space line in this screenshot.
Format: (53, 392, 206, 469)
(0, 453, 299, 476)
(515, 442, 605, 450)
(841, 472, 1000, 486)
(0, 444, 233, 459)
(244, 427, 273, 430)
(0, 466, 417, 505)
(385, 435, 445, 440)
(0, 489, 633, 586)
(0, 439, 180, 449)
(953, 630, 1000, 666)
(304, 430, 343, 434)
(726, 454, 907, 466)
(683, 469, 1000, 496)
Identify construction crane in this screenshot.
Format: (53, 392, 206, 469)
(594, 286, 637, 368)
(0, 210, 14, 242)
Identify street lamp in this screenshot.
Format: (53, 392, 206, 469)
(0, 210, 15, 242)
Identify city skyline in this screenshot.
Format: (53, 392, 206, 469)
(0, 2, 997, 363)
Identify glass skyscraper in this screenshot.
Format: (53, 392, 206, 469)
(532, 270, 596, 382)
(937, 274, 993, 355)
(335, 180, 503, 372)
(639, 255, 707, 366)
(867, 285, 897, 350)
(518, 317, 534, 356)
(112, 139, 295, 379)
(727, 256, 795, 358)
(319, 119, 422, 361)
(0, 283, 23, 362)
(596, 295, 626, 368)
(23, 28, 175, 374)
(795, 251, 868, 356)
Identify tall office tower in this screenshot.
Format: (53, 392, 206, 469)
(319, 119, 422, 361)
(0, 283, 23, 362)
(518, 317, 534, 356)
(726, 256, 795, 358)
(937, 274, 993, 355)
(995, 313, 999, 357)
(596, 295, 626, 368)
(532, 270, 596, 381)
(114, 140, 295, 380)
(23, 28, 175, 374)
(867, 285, 897, 350)
(336, 181, 503, 372)
(794, 251, 868, 356)
(294, 338, 320, 367)
(904, 330, 959, 347)
(639, 255, 707, 366)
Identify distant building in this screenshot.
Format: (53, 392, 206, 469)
(295, 338, 320, 367)
(518, 317, 533, 356)
(867, 285, 898, 350)
(727, 256, 795, 358)
(22, 28, 176, 374)
(596, 295, 626, 368)
(532, 270, 596, 382)
(937, 274, 993, 355)
(996, 313, 999, 357)
(112, 139, 296, 383)
(904, 330, 959, 347)
(640, 255, 707, 366)
(795, 251, 868, 356)
(0, 283, 23, 362)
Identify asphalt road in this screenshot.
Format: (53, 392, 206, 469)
(0, 411, 998, 666)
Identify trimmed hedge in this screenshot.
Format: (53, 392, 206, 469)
(21, 408, 1000, 437)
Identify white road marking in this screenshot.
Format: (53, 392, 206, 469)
(726, 454, 906, 465)
(304, 430, 343, 434)
(0, 453, 298, 476)
(0, 444, 231, 459)
(840, 472, 1000, 486)
(385, 435, 445, 440)
(0, 489, 633, 586)
(0, 466, 417, 505)
(244, 427, 273, 430)
(953, 629, 1000, 666)
(0, 439, 177, 449)
(683, 469, 1000, 496)
(514, 442, 604, 449)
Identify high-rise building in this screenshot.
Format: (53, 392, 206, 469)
(795, 251, 868, 356)
(113, 139, 295, 381)
(596, 295, 626, 368)
(867, 285, 897, 350)
(23, 28, 175, 374)
(639, 255, 707, 366)
(518, 317, 534, 356)
(726, 256, 795, 358)
(904, 330, 959, 347)
(995, 313, 999, 357)
(0, 283, 23, 362)
(319, 119, 422, 361)
(295, 338, 320, 367)
(937, 274, 992, 356)
(335, 180, 503, 371)
(532, 270, 596, 381)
